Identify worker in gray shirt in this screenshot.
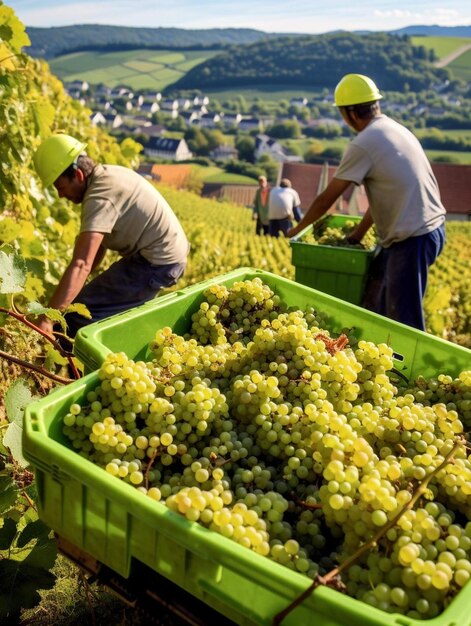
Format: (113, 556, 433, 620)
(288, 74, 445, 331)
(33, 133, 189, 339)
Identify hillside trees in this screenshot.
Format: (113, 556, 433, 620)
(172, 33, 449, 92)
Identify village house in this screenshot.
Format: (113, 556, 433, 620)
(254, 134, 303, 163)
(197, 112, 222, 128)
(238, 116, 263, 132)
(220, 113, 242, 128)
(144, 137, 193, 161)
(209, 145, 239, 161)
(139, 101, 160, 116)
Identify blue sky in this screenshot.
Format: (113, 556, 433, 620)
(7, 0, 471, 33)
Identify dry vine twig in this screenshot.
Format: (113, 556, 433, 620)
(0, 306, 81, 381)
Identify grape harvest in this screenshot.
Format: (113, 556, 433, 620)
(300, 216, 378, 249)
(62, 278, 471, 620)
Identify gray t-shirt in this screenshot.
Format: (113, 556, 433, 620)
(268, 187, 301, 220)
(334, 115, 446, 248)
(81, 164, 189, 265)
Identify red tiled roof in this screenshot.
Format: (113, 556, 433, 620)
(281, 161, 471, 216)
(430, 163, 471, 216)
(150, 164, 192, 188)
(202, 183, 258, 206)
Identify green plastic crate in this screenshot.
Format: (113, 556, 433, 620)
(24, 269, 471, 626)
(290, 214, 374, 305)
(74, 267, 469, 380)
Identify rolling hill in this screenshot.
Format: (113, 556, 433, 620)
(169, 32, 447, 92)
(48, 48, 222, 91)
(25, 24, 291, 59)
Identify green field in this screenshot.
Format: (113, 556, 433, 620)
(192, 164, 256, 184)
(424, 150, 471, 165)
(415, 129, 471, 140)
(411, 36, 471, 59)
(48, 48, 220, 90)
(447, 48, 471, 81)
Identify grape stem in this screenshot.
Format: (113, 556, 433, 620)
(272, 438, 464, 625)
(144, 449, 158, 490)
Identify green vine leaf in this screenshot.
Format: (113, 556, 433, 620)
(0, 558, 56, 619)
(31, 100, 56, 137)
(4, 378, 35, 468)
(67, 302, 92, 319)
(0, 248, 27, 294)
(0, 517, 17, 550)
(24, 531, 58, 570)
(26, 301, 68, 332)
(17, 518, 52, 549)
(0, 475, 18, 515)
(0, 5, 31, 53)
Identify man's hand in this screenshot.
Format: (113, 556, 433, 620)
(35, 315, 54, 338)
(343, 235, 364, 248)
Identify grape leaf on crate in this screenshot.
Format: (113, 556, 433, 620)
(4, 378, 36, 468)
(0, 248, 27, 294)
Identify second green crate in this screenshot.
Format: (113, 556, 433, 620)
(290, 214, 374, 304)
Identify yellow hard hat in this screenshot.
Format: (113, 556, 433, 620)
(334, 74, 383, 107)
(33, 133, 88, 187)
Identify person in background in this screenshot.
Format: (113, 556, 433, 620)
(287, 73, 446, 331)
(33, 133, 190, 339)
(252, 175, 270, 235)
(268, 178, 302, 237)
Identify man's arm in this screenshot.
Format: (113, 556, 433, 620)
(36, 231, 105, 335)
(91, 244, 107, 270)
(346, 209, 373, 242)
(287, 178, 352, 237)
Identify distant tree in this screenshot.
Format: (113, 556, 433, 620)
(184, 127, 210, 155)
(235, 135, 255, 162)
(304, 141, 325, 162)
(267, 120, 301, 139)
(224, 159, 264, 180)
(257, 154, 279, 183)
(321, 146, 343, 161)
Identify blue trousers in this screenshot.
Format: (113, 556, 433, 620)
(362, 225, 445, 331)
(65, 253, 186, 337)
(269, 218, 293, 237)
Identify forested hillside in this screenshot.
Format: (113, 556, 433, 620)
(171, 32, 449, 91)
(25, 25, 284, 59)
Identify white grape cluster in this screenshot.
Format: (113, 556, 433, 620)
(302, 217, 378, 250)
(63, 278, 471, 620)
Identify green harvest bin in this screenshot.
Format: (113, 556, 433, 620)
(24, 269, 471, 626)
(74, 267, 469, 380)
(290, 214, 374, 305)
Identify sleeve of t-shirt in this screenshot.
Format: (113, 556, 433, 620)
(292, 190, 301, 207)
(80, 197, 117, 234)
(334, 144, 373, 186)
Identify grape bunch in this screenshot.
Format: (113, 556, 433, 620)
(62, 278, 471, 620)
(302, 216, 378, 250)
